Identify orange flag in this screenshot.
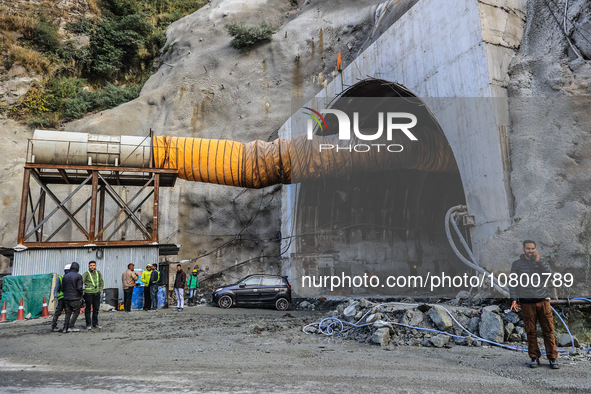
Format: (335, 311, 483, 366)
(337, 50, 342, 73)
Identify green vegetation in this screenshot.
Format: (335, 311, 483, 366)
(0, 0, 208, 127)
(226, 22, 275, 50)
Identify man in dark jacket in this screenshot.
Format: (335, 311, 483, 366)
(174, 264, 187, 311)
(61, 261, 83, 333)
(149, 264, 160, 311)
(510, 240, 559, 369)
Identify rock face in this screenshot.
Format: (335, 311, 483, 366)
(0, 119, 32, 274)
(480, 0, 591, 298)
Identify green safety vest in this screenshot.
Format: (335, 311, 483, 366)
(187, 275, 198, 289)
(83, 270, 103, 293)
(57, 276, 64, 300)
(150, 269, 160, 285)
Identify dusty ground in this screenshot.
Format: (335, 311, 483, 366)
(0, 305, 589, 393)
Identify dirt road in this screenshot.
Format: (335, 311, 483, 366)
(0, 305, 589, 393)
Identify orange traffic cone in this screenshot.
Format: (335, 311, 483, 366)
(41, 296, 50, 317)
(0, 301, 7, 322)
(16, 299, 25, 321)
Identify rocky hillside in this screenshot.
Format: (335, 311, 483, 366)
(0, 0, 395, 279)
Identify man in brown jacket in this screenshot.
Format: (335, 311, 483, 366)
(174, 264, 187, 311)
(121, 263, 138, 312)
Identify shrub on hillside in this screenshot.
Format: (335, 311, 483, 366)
(85, 14, 154, 80)
(65, 18, 95, 34)
(32, 21, 61, 54)
(226, 22, 274, 50)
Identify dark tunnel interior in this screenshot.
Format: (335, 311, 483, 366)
(293, 79, 469, 296)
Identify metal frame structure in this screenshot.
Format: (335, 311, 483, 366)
(17, 163, 177, 247)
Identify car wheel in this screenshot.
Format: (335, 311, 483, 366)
(218, 295, 233, 309)
(275, 297, 289, 311)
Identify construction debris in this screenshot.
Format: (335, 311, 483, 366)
(301, 298, 590, 354)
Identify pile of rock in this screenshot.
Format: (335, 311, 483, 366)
(303, 298, 585, 350)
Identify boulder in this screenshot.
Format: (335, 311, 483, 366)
(557, 333, 579, 348)
(429, 334, 450, 348)
(509, 333, 521, 342)
(468, 317, 480, 334)
(483, 305, 500, 313)
(479, 309, 504, 343)
(371, 328, 391, 347)
(342, 302, 358, 321)
(505, 311, 520, 324)
(401, 309, 424, 327)
(426, 306, 453, 331)
(504, 322, 515, 339)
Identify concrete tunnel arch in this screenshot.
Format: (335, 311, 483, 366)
(287, 79, 470, 296)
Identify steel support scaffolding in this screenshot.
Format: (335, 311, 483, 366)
(17, 163, 177, 247)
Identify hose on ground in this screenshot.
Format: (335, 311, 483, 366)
(303, 300, 588, 355)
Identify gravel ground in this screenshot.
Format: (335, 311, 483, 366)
(0, 304, 589, 393)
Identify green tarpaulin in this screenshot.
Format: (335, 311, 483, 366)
(0, 274, 53, 322)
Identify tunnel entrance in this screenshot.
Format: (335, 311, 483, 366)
(293, 79, 468, 297)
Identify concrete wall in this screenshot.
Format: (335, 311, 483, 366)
(280, 0, 527, 295)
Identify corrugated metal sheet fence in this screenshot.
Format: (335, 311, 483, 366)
(13, 246, 158, 297)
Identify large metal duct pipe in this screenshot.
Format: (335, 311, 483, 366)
(31, 129, 151, 167)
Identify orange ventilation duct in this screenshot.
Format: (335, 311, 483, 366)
(152, 131, 457, 189)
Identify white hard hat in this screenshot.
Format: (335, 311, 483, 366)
(64, 263, 71, 270)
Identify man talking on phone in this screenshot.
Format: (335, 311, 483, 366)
(510, 240, 559, 369)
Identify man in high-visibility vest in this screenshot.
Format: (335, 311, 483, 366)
(82, 260, 104, 330)
(187, 269, 199, 306)
(51, 263, 70, 332)
(140, 265, 152, 311)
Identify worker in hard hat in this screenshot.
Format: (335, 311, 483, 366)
(140, 264, 152, 311)
(186, 268, 199, 306)
(51, 263, 71, 332)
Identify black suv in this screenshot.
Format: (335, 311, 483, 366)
(212, 274, 291, 311)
